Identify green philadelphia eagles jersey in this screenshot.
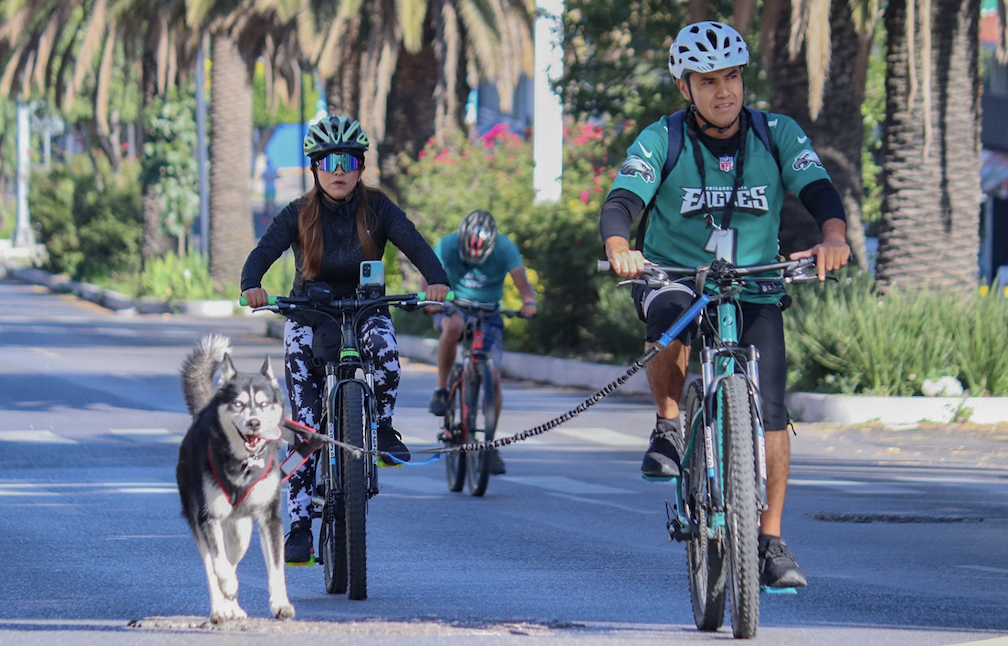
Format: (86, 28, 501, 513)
(608, 112, 832, 302)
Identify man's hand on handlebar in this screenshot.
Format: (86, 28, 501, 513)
(603, 236, 649, 278)
(242, 287, 269, 308)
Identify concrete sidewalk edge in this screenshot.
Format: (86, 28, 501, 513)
(6, 261, 1007, 425)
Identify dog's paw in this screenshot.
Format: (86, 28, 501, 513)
(218, 575, 239, 600)
(272, 602, 295, 620)
(210, 601, 247, 624)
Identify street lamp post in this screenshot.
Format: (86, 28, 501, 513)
(13, 99, 35, 248)
(533, 0, 564, 204)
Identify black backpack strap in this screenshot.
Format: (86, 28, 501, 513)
(635, 110, 687, 251)
(745, 107, 781, 172)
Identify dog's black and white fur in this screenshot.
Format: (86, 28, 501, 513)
(176, 334, 294, 623)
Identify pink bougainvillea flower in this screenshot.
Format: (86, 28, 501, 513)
(580, 190, 590, 204)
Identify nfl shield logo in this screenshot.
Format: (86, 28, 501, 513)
(719, 155, 734, 172)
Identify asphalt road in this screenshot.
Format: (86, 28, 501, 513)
(1, 277, 1007, 645)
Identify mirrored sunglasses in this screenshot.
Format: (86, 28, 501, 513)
(315, 152, 363, 173)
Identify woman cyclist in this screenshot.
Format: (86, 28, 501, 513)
(240, 114, 450, 562)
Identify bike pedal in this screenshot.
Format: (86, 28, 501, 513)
(286, 554, 317, 567)
(760, 585, 798, 595)
(641, 474, 678, 483)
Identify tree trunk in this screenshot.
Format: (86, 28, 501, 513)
(208, 31, 254, 292)
(140, 35, 172, 261)
(768, 0, 870, 267)
(876, 0, 981, 291)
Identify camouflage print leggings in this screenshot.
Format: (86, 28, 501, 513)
(282, 315, 400, 523)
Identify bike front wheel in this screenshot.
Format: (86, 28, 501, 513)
(340, 381, 369, 600)
(321, 461, 347, 594)
(722, 374, 760, 638)
(464, 360, 496, 497)
(443, 364, 466, 492)
(685, 378, 727, 631)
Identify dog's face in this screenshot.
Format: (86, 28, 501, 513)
(216, 355, 285, 455)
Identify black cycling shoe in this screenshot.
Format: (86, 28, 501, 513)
(489, 448, 506, 475)
(377, 425, 411, 464)
(758, 534, 808, 588)
(641, 418, 685, 478)
(284, 519, 314, 563)
(428, 387, 449, 416)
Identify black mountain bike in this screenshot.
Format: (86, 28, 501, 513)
(244, 275, 445, 600)
(437, 298, 525, 497)
(601, 256, 827, 639)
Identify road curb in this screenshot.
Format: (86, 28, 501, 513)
(6, 262, 1007, 424)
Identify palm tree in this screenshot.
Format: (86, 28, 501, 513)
(297, 0, 534, 181)
(0, 0, 197, 258)
(186, 1, 301, 290)
(764, 0, 878, 267)
(875, 0, 981, 290)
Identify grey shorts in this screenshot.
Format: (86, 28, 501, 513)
(434, 311, 505, 368)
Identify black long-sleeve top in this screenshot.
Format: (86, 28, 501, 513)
(241, 190, 448, 324)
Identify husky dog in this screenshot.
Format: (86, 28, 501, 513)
(176, 334, 295, 623)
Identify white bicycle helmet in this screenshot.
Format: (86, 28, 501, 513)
(669, 21, 749, 80)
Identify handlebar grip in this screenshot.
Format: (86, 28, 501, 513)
(597, 259, 612, 272)
(239, 295, 277, 306)
(416, 290, 455, 302)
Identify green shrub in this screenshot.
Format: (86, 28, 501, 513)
(136, 252, 216, 300)
(394, 120, 630, 357)
(30, 156, 142, 282)
(786, 271, 1008, 396)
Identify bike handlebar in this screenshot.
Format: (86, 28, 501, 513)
(239, 290, 455, 309)
(596, 256, 817, 277)
(435, 297, 535, 319)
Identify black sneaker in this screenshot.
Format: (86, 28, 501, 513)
(758, 534, 808, 588)
(489, 448, 506, 475)
(641, 417, 684, 478)
(377, 425, 411, 464)
(284, 519, 313, 563)
(428, 387, 449, 416)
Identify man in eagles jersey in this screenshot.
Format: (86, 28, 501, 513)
(599, 21, 851, 589)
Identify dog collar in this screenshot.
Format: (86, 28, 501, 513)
(207, 443, 275, 507)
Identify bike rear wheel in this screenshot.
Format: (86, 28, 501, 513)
(340, 381, 368, 600)
(464, 360, 496, 497)
(685, 379, 727, 631)
(722, 375, 760, 638)
(443, 365, 466, 492)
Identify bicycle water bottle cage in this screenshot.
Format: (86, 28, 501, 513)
(308, 282, 335, 305)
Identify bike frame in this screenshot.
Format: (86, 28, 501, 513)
(672, 292, 769, 541)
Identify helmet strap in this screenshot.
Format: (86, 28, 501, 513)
(685, 78, 742, 135)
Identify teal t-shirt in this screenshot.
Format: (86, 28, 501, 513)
(435, 232, 522, 302)
(607, 112, 833, 302)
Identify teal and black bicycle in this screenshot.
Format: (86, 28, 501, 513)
(600, 256, 824, 639)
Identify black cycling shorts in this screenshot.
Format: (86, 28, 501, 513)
(631, 284, 790, 431)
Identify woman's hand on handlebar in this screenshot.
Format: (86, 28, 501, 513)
(425, 283, 450, 302)
(242, 287, 269, 308)
(603, 236, 648, 278)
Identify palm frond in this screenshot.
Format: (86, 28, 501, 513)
(397, 0, 426, 53)
(806, 0, 831, 120)
(94, 18, 116, 136)
(70, 0, 109, 106)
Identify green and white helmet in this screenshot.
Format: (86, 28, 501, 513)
(303, 115, 370, 158)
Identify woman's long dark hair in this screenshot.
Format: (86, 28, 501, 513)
(297, 183, 379, 278)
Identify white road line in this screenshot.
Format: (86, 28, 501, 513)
(788, 478, 922, 495)
(115, 487, 178, 494)
(545, 492, 658, 515)
(0, 430, 77, 444)
(110, 428, 171, 436)
(497, 475, 632, 495)
(378, 475, 449, 494)
(0, 484, 57, 496)
(957, 565, 1008, 575)
(552, 427, 642, 447)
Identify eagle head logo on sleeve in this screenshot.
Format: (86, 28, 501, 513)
(618, 155, 657, 183)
